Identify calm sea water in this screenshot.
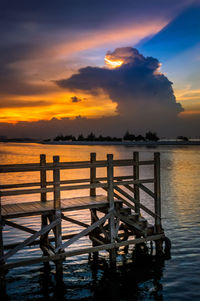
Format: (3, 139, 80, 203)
(0, 142, 200, 300)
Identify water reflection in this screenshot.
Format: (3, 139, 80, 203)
(5, 255, 165, 301)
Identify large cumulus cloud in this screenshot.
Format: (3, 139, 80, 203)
(57, 47, 183, 129)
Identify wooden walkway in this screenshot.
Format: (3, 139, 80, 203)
(2, 195, 121, 218)
(0, 152, 170, 293)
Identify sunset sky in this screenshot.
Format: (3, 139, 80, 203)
(0, 0, 200, 138)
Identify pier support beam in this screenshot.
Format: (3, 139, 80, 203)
(40, 155, 50, 261)
(53, 156, 63, 277)
(107, 154, 116, 265)
(90, 153, 99, 260)
(154, 152, 163, 255)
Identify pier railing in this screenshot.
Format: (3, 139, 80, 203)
(0, 152, 164, 275)
(0, 152, 161, 230)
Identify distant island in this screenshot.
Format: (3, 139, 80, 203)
(1, 131, 200, 145)
(41, 131, 200, 145)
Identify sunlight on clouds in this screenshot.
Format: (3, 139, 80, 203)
(104, 56, 124, 68)
(0, 91, 117, 123)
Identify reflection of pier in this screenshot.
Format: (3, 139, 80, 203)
(0, 152, 168, 292)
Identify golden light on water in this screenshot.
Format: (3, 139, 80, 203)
(104, 56, 124, 68)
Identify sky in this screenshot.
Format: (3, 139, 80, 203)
(0, 0, 200, 138)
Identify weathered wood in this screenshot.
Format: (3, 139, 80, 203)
(154, 153, 162, 230)
(53, 156, 61, 211)
(1, 195, 120, 219)
(90, 153, 96, 197)
(138, 183, 155, 198)
(40, 154, 47, 202)
(134, 152, 140, 214)
(107, 154, 116, 262)
(61, 214, 89, 228)
(55, 211, 112, 252)
(90, 209, 99, 259)
(4, 220, 36, 234)
(3, 234, 165, 270)
(1, 218, 61, 261)
(114, 185, 158, 219)
(154, 152, 163, 254)
(52, 155, 63, 277)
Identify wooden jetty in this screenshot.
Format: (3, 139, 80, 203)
(0, 152, 168, 291)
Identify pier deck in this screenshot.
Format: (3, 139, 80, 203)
(0, 152, 169, 293)
(2, 195, 121, 218)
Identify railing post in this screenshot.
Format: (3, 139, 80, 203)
(154, 152, 163, 254)
(53, 156, 63, 275)
(90, 153, 98, 259)
(133, 152, 140, 215)
(107, 154, 116, 263)
(40, 154, 49, 258)
(40, 154, 47, 202)
(90, 153, 96, 197)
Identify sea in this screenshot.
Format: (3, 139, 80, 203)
(0, 142, 200, 301)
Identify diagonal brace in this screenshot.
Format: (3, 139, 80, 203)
(55, 211, 112, 252)
(1, 218, 61, 262)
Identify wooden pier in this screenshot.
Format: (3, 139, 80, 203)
(0, 152, 168, 291)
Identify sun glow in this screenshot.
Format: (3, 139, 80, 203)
(104, 56, 124, 68)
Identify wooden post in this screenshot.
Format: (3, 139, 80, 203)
(154, 152, 163, 254)
(133, 152, 140, 215)
(0, 194, 6, 295)
(90, 153, 96, 197)
(40, 154, 47, 202)
(53, 156, 63, 276)
(40, 155, 49, 258)
(90, 153, 98, 259)
(107, 154, 116, 263)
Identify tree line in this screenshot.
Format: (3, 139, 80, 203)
(53, 131, 161, 142)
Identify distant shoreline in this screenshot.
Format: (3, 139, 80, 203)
(40, 140, 200, 146)
(1, 140, 200, 146)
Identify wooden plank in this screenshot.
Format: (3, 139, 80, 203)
(138, 183, 155, 198)
(134, 152, 140, 214)
(1, 218, 61, 261)
(90, 153, 96, 197)
(3, 234, 165, 270)
(1, 195, 121, 218)
(154, 152, 162, 230)
(107, 154, 116, 262)
(114, 186, 157, 219)
(55, 211, 112, 252)
(61, 214, 89, 228)
(4, 220, 36, 234)
(40, 154, 47, 202)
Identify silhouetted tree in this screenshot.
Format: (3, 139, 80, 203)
(77, 134, 84, 141)
(135, 135, 145, 141)
(123, 131, 135, 141)
(145, 131, 159, 141)
(87, 132, 96, 141)
(177, 135, 189, 141)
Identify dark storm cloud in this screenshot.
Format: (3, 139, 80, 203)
(57, 47, 183, 126)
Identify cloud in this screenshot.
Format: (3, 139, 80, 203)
(57, 47, 183, 130)
(0, 100, 48, 109)
(71, 96, 82, 103)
